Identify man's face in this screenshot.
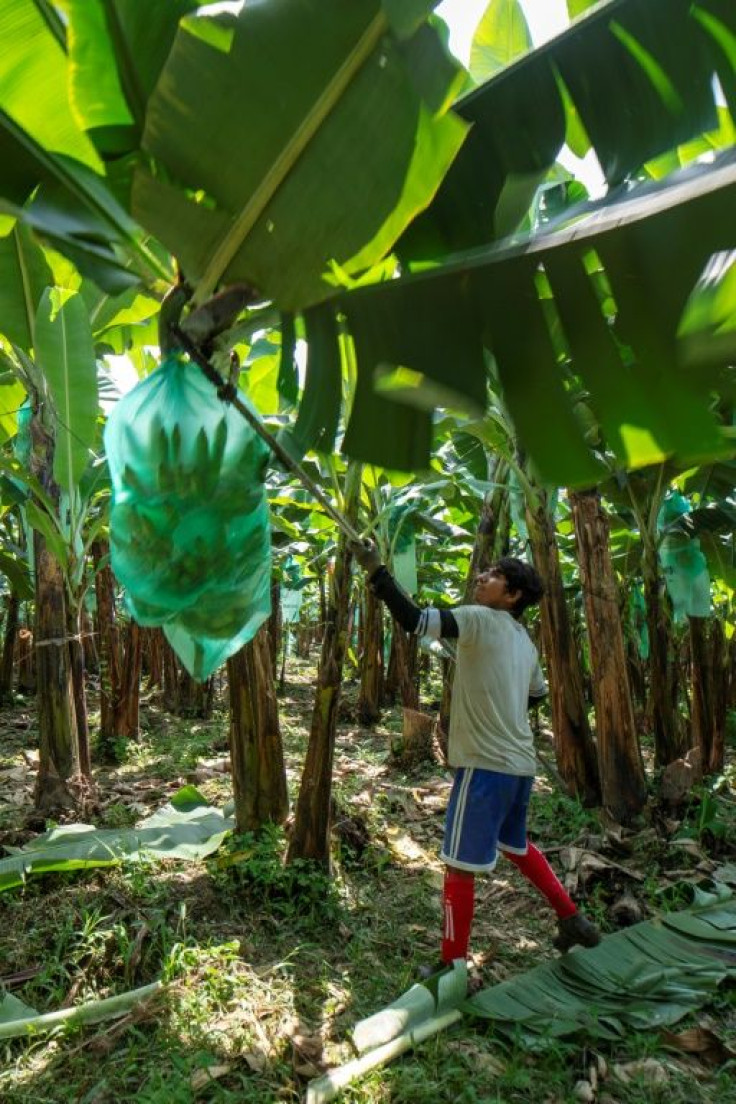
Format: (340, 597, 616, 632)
(473, 567, 521, 611)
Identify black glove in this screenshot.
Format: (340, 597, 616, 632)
(350, 539, 382, 575)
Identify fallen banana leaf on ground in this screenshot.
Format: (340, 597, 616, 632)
(0, 982, 162, 1040)
(466, 884, 736, 1046)
(307, 962, 468, 1104)
(308, 885, 736, 1101)
(0, 786, 234, 892)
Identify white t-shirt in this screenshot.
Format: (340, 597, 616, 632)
(448, 605, 546, 777)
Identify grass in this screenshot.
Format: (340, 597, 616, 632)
(0, 657, 735, 1103)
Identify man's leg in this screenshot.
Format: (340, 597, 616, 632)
(498, 779, 600, 951)
(436, 768, 519, 967)
(503, 843, 576, 917)
(441, 866, 475, 963)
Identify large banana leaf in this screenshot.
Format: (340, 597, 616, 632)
(0, 107, 167, 294)
(65, 0, 199, 155)
(34, 289, 99, 492)
(466, 885, 736, 1044)
(401, 0, 733, 260)
(334, 152, 736, 483)
(0, 0, 101, 171)
(0, 222, 53, 350)
(132, 0, 468, 309)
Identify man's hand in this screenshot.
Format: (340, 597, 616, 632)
(350, 539, 382, 575)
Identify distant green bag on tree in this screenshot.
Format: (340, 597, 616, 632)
(104, 355, 272, 679)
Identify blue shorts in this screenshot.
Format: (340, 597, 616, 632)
(440, 767, 533, 873)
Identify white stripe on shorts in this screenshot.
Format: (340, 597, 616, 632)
(447, 767, 474, 861)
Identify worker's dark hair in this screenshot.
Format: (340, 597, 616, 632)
(495, 557, 544, 618)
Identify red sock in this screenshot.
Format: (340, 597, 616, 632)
(441, 868, 475, 963)
(505, 843, 577, 919)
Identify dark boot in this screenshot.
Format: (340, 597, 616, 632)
(553, 912, 601, 953)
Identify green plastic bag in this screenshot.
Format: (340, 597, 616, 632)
(104, 355, 272, 679)
(657, 493, 711, 622)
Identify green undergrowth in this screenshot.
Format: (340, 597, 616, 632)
(0, 659, 734, 1103)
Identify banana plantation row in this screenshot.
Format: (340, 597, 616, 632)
(1, 441, 732, 865)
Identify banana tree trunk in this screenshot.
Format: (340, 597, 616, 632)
(0, 591, 20, 704)
(393, 625, 419, 710)
(31, 411, 79, 813)
(66, 599, 91, 778)
(114, 619, 142, 743)
(689, 616, 726, 775)
(92, 539, 121, 760)
(642, 540, 684, 765)
(268, 580, 282, 670)
(287, 464, 361, 867)
(145, 629, 164, 691)
(162, 635, 179, 711)
(357, 584, 383, 725)
(526, 492, 600, 805)
(227, 624, 288, 832)
(176, 669, 214, 718)
(569, 490, 647, 824)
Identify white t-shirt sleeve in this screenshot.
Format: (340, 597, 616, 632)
(452, 605, 492, 647)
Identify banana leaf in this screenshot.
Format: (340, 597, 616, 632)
(35, 289, 99, 493)
(0, 223, 54, 351)
(132, 0, 468, 310)
(0, 786, 234, 893)
(336, 151, 736, 482)
(465, 888, 736, 1045)
(400, 0, 733, 260)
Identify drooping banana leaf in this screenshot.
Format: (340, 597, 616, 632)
(34, 289, 99, 493)
(0, 0, 101, 171)
(400, 0, 733, 260)
(65, 0, 199, 156)
(0, 107, 168, 294)
(335, 151, 736, 482)
(0, 222, 54, 351)
(132, 0, 468, 310)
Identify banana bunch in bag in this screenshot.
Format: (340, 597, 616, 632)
(104, 354, 271, 679)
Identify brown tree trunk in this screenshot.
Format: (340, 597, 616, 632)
(268, 580, 282, 670)
(16, 628, 35, 694)
(114, 619, 143, 743)
(287, 465, 361, 867)
(146, 628, 164, 691)
(570, 490, 647, 824)
(81, 607, 98, 674)
(31, 410, 79, 813)
(642, 541, 684, 765)
(689, 617, 726, 775)
(384, 629, 399, 705)
(176, 668, 214, 718)
(162, 635, 179, 711)
(227, 625, 288, 832)
(392, 623, 419, 710)
(526, 491, 601, 805)
(0, 591, 19, 704)
(357, 584, 383, 725)
(92, 539, 121, 759)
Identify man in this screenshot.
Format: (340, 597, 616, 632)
(351, 541, 601, 971)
